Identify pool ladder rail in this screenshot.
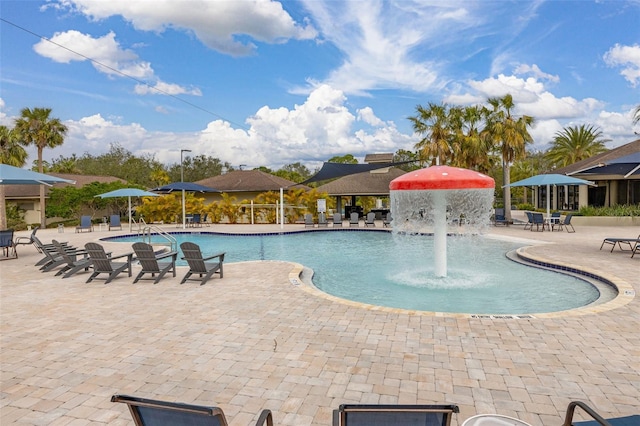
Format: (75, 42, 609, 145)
(140, 225, 178, 253)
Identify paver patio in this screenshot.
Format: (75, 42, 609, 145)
(1, 220, 638, 425)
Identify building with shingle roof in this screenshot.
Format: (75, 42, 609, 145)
(550, 139, 639, 208)
(4, 173, 125, 225)
(195, 169, 307, 201)
(316, 167, 406, 218)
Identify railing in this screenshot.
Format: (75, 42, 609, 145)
(141, 225, 178, 252)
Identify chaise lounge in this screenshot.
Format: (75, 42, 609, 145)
(600, 234, 640, 252)
(111, 394, 273, 426)
(333, 404, 459, 426)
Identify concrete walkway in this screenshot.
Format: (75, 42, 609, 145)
(1, 220, 638, 425)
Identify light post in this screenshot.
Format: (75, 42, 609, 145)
(180, 149, 192, 229)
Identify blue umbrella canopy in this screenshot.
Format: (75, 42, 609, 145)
(0, 164, 75, 185)
(96, 188, 159, 231)
(96, 188, 159, 198)
(506, 174, 594, 187)
(1, 164, 76, 229)
(152, 182, 220, 192)
(505, 173, 595, 217)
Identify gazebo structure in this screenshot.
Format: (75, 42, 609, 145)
(315, 167, 406, 218)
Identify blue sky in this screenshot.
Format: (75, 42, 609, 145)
(1, 0, 639, 171)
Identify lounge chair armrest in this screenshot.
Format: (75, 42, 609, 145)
(14, 236, 33, 244)
(562, 401, 612, 426)
(255, 409, 273, 426)
(203, 252, 225, 261)
(156, 251, 178, 260)
(111, 252, 134, 261)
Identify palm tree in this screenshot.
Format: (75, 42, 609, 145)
(481, 94, 534, 222)
(545, 124, 609, 168)
(633, 105, 640, 125)
(1, 125, 29, 229)
(409, 102, 454, 165)
(454, 105, 494, 172)
(14, 107, 68, 228)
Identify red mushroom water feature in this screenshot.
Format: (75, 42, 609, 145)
(389, 166, 495, 277)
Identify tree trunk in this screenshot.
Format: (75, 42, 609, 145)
(503, 160, 512, 222)
(38, 149, 46, 229)
(0, 185, 7, 230)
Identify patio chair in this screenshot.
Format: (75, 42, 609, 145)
(493, 208, 508, 226)
(109, 215, 122, 231)
(531, 212, 548, 231)
(14, 226, 39, 251)
(52, 239, 92, 278)
(84, 242, 133, 284)
(364, 212, 376, 227)
(632, 241, 639, 259)
(191, 213, 202, 227)
(333, 404, 459, 426)
(558, 213, 575, 233)
(0, 229, 17, 259)
(180, 242, 225, 285)
(111, 394, 274, 426)
(383, 212, 392, 227)
(132, 242, 177, 284)
(600, 234, 640, 252)
(304, 213, 315, 228)
(32, 235, 75, 269)
(349, 212, 360, 227)
(75, 215, 94, 233)
(332, 213, 343, 227)
(524, 211, 533, 230)
(318, 213, 328, 227)
(549, 212, 562, 231)
(561, 400, 640, 426)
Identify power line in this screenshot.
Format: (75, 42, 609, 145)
(0, 17, 251, 131)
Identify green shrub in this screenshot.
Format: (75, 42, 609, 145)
(578, 204, 640, 217)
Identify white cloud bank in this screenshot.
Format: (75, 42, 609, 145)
(33, 30, 200, 97)
(51, 0, 317, 56)
(604, 43, 640, 87)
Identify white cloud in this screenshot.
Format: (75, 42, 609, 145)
(54, 0, 317, 56)
(134, 81, 202, 96)
(603, 43, 640, 87)
(34, 31, 153, 78)
(33, 30, 201, 97)
(513, 64, 559, 83)
(5, 85, 415, 169)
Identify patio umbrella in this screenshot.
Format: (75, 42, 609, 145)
(151, 182, 219, 229)
(96, 188, 159, 232)
(505, 174, 595, 217)
(0, 164, 75, 229)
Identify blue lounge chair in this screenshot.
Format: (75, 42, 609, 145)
(0, 229, 17, 259)
(109, 215, 122, 231)
(132, 242, 177, 284)
(493, 208, 508, 226)
(84, 242, 133, 284)
(562, 400, 640, 426)
(111, 394, 274, 426)
(333, 404, 459, 426)
(191, 213, 202, 227)
(524, 211, 533, 230)
(600, 234, 640, 252)
(75, 215, 93, 233)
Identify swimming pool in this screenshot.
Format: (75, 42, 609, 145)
(108, 230, 611, 315)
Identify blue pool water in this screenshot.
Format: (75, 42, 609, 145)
(108, 230, 603, 314)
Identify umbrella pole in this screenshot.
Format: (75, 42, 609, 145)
(128, 196, 132, 232)
(182, 189, 186, 230)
